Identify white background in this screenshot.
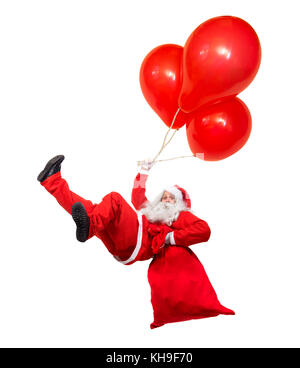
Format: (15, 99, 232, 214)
(0, 0, 299, 348)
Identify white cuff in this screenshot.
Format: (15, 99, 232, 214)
(165, 232, 176, 245)
(169, 232, 176, 245)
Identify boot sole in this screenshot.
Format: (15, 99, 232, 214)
(72, 202, 90, 243)
(37, 155, 65, 182)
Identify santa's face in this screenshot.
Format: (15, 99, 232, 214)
(161, 191, 176, 204)
(142, 188, 189, 225)
(142, 193, 183, 225)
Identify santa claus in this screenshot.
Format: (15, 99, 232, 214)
(38, 155, 234, 328)
(37, 155, 211, 265)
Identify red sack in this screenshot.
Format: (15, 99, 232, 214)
(148, 245, 235, 329)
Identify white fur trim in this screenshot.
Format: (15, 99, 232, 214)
(169, 231, 176, 245)
(164, 186, 183, 201)
(139, 169, 149, 176)
(118, 212, 143, 265)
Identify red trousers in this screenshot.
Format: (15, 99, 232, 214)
(41, 172, 142, 262)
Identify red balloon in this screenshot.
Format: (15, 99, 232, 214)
(186, 97, 252, 161)
(140, 44, 188, 129)
(179, 16, 261, 112)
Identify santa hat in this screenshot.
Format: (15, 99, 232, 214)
(163, 185, 191, 209)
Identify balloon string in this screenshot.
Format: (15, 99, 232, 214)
(154, 154, 196, 163)
(137, 107, 198, 166)
(137, 154, 196, 166)
(151, 108, 181, 164)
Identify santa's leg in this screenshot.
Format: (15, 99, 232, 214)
(41, 172, 96, 216)
(89, 192, 140, 261)
(38, 156, 141, 260)
(38, 156, 97, 239)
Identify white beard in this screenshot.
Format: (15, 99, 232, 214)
(141, 198, 188, 226)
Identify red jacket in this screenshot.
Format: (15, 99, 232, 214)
(131, 172, 211, 262)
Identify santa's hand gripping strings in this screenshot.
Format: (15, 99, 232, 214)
(37, 155, 234, 328)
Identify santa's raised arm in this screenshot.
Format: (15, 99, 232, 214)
(131, 170, 150, 211)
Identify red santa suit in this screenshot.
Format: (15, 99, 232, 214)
(41, 169, 234, 328)
(41, 170, 211, 265)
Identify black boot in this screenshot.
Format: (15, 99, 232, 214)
(37, 155, 65, 183)
(72, 202, 90, 243)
